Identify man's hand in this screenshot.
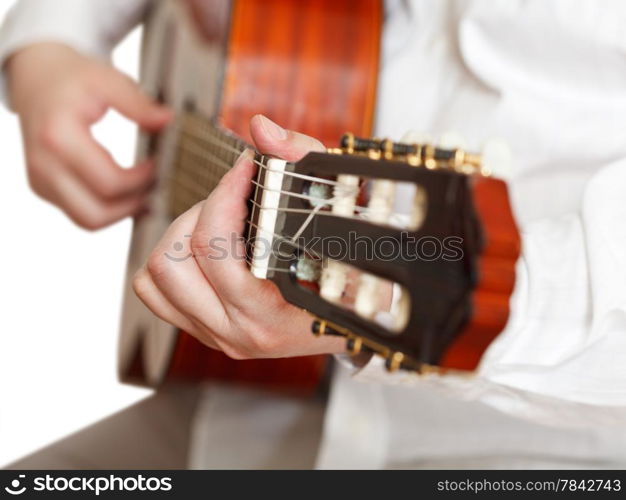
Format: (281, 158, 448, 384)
(7, 43, 171, 229)
(133, 115, 346, 359)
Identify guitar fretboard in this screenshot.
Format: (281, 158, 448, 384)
(168, 112, 250, 219)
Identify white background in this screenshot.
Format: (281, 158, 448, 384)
(0, 3, 151, 466)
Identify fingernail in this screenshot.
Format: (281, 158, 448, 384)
(232, 149, 254, 171)
(259, 115, 288, 140)
(235, 148, 252, 162)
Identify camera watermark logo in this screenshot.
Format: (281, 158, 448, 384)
(4, 475, 26, 496)
(164, 232, 465, 264)
(164, 234, 192, 262)
(2, 474, 173, 496)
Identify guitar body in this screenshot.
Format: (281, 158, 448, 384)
(118, 0, 382, 389)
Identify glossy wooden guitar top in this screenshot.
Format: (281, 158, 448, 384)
(440, 176, 521, 371)
(220, 0, 380, 144)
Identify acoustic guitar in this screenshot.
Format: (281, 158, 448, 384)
(118, 0, 520, 392)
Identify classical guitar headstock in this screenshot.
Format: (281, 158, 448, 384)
(248, 133, 520, 374)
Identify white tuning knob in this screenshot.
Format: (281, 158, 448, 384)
(438, 130, 468, 150)
(401, 130, 432, 144)
(482, 138, 512, 178)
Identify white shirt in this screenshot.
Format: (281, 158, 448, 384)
(3, 0, 626, 468)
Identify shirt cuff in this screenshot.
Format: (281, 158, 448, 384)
(0, 0, 148, 107)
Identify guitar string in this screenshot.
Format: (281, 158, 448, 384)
(166, 159, 393, 293)
(242, 253, 385, 301)
(165, 169, 322, 257)
(170, 143, 411, 248)
(172, 138, 406, 219)
(172, 146, 352, 222)
(172, 145, 351, 211)
(170, 171, 408, 295)
(179, 128, 343, 187)
(173, 115, 396, 222)
(176, 116, 344, 186)
(185, 238, 386, 295)
(170, 165, 406, 226)
(171, 116, 407, 218)
(172, 141, 355, 205)
(245, 218, 319, 258)
(169, 178, 391, 296)
(170, 115, 406, 264)
(173, 113, 433, 223)
(242, 220, 375, 295)
(169, 141, 410, 248)
(174, 128, 357, 197)
(161, 115, 396, 304)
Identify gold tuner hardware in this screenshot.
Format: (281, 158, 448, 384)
(464, 152, 482, 168)
(453, 149, 466, 171)
(418, 364, 443, 376)
(424, 145, 437, 169)
(381, 138, 394, 160)
(367, 145, 382, 160)
(311, 319, 327, 337)
(335, 133, 490, 178)
(346, 335, 363, 355)
(385, 351, 405, 372)
(311, 317, 345, 337)
(340, 132, 356, 155)
(407, 144, 422, 167)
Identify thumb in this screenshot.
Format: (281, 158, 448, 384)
(100, 69, 171, 130)
(250, 114, 325, 162)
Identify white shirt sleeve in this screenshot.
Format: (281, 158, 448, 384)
(0, 0, 150, 103)
(340, 156, 626, 427)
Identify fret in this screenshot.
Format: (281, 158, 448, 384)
(164, 110, 283, 264)
(167, 111, 251, 219)
(246, 152, 266, 256)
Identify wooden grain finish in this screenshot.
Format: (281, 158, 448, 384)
(220, 0, 381, 145)
(439, 177, 521, 370)
(166, 0, 382, 391)
(169, 332, 329, 392)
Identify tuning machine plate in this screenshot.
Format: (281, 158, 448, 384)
(310, 317, 435, 374)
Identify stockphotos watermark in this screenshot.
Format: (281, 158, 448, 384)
(164, 232, 465, 263)
(3, 473, 172, 496)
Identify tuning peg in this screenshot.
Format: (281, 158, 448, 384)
(311, 318, 343, 337)
(481, 138, 512, 178)
(346, 335, 363, 355)
(384, 351, 405, 372)
(311, 319, 326, 337)
(438, 130, 468, 150)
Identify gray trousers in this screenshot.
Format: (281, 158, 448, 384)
(5, 383, 325, 470)
(6, 385, 200, 469)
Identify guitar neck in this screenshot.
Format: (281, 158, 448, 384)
(167, 111, 251, 219)
(165, 111, 278, 276)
